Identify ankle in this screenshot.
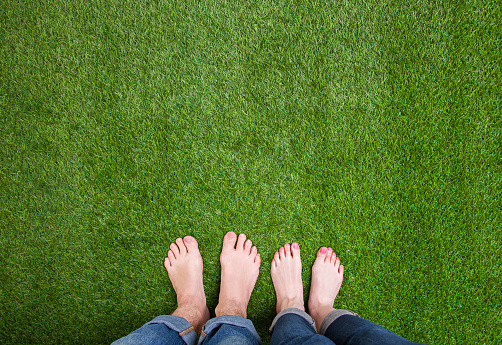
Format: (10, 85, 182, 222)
(308, 303, 335, 331)
(172, 304, 207, 334)
(278, 297, 305, 313)
(215, 300, 247, 318)
(177, 293, 205, 307)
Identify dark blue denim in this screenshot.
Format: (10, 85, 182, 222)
(269, 312, 334, 345)
(112, 309, 424, 345)
(323, 314, 423, 345)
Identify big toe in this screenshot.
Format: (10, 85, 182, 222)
(222, 231, 237, 253)
(291, 243, 300, 259)
(316, 247, 328, 262)
(183, 236, 199, 253)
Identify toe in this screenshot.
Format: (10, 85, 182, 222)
(176, 238, 187, 255)
(250, 246, 258, 261)
(244, 239, 252, 254)
(251, 246, 258, 255)
(168, 249, 175, 262)
(183, 236, 198, 253)
(317, 247, 328, 259)
(284, 243, 291, 257)
(334, 256, 340, 269)
(271, 258, 277, 268)
(326, 248, 333, 262)
(292, 243, 300, 258)
(339, 264, 345, 275)
(237, 233, 247, 250)
(274, 251, 280, 263)
(164, 257, 171, 269)
(255, 253, 261, 265)
(279, 246, 285, 259)
(170, 243, 180, 257)
(222, 231, 237, 253)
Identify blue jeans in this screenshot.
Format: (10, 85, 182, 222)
(112, 308, 423, 345)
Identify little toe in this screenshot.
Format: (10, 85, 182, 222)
(222, 231, 237, 253)
(339, 264, 345, 275)
(176, 238, 187, 255)
(274, 251, 280, 263)
(164, 257, 171, 269)
(237, 233, 247, 250)
(292, 243, 300, 258)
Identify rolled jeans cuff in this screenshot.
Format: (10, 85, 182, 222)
(199, 315, 262, 345)
(269, 308, 316, 333)
(146, 315, 198, 345)
(319, 309, 359, 335)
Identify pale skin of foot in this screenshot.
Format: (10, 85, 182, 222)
(270, 243, 305, 313)
(164, 236, 210, 334)
(308, 247, 344, 332)
(215, 232, 261, 318)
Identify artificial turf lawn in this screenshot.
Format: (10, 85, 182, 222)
(1, 0, 501, 343)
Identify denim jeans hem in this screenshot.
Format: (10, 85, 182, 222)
(269, 308, 316, 334)
(319, 309, 359, 335)
(198, 315, 262, 345)
(146, 315, 198, 345)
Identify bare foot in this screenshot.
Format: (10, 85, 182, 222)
(164, 236, 210, 334)
(271, 243, 305, 313)
(215, 232, 261, 318)
(308, 247, 344, 332)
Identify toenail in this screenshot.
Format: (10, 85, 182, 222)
(293, 243, 299, 249)
(320, 247, 327, 253)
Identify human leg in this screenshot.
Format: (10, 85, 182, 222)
(269, 243, 335, 345)
(198, 232, 262, 345)
(309, 247, 423, 345)
(112, 236, 209, 345)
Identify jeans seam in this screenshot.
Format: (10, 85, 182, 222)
(179, 326, 194, 337)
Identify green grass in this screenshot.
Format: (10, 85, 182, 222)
(1, 0, 501, 344)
